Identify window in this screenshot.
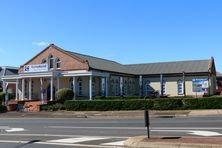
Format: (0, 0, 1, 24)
(41, 59, 46, 64)
(92, 78, 95, 96)
(123, 80, 128, 95)
(115, 79, 119, 96)
(145, 80, 152, 95)
(162, 80, 166, 95)
(178, 80, 183, 95)
(78, 78, 83, 96)
(69, 78, 73, 91)
(55, 58, 61, 69)
(49, 55, 54, 69)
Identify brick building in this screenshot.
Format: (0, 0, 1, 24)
(2, 44, 217, 103)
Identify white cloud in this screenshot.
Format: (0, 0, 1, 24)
(32, 41, 49, 47)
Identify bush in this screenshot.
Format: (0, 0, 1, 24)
(40, 103, 65, 111)
(0, 92, 5, 102)
(153, 98, 183, 110)
(182, 97, 222, 109)
(55, 88, 74, 102)
(0, 105, 7, 113)
(94, 96, 142, 100)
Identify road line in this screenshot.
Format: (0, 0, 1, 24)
(0, 133, 129, 138)
(47, 137, 109, 144)
(5, 128, 25, 132)
(0, 140, 113, 148)
(48, 126, 222, 130)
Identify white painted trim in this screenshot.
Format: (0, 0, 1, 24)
(29, 78, 32, 100)
(89, 75, 92, 100)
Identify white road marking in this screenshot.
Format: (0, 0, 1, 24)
(5, 128, 25, 132)
(47, 137, 109, 144)
(0, 140, 113, 148)
(152, 129, 222, 136)
(0, 133, 129, 139)
(101, 140, 125, 146)
(188, 131, 222, 136)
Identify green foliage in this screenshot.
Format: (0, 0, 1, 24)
(40, 103, 65, 111)
(64, 99, 153, 111)
(55, 88, 74, 102)
(42, 96, 222, 111)
(0, 92, 5, 102)
(94, 96, 142, 100)
(0, 105, 7, 113)
(153, 98, 183, 110)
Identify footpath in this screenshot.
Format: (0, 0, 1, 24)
(0, 109, 222, 118)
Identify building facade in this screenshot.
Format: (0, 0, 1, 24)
(2, 44, 217, 103)
(0, 66, 18, 94)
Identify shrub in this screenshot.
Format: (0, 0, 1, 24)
(121, 100, 153, 110)
(0, 92, 5, 102)
(153, 98, 183, 110)
(94, 96, 142, 100)
(0, 105, 7, 113)
(40, 103, 65, 111)
(55, 88, 74, 102)
(182, 97, 222, 109)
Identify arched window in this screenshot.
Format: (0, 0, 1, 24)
(41, 58, 46, 64)
(77, 77, 83, 96)
(178, 79, 183, 95)
(48, 55, 54, 69)
(55, 58, 61, 69)
(162, 80, 166, 95)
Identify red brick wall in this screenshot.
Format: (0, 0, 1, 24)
(19, 45, 89, 73)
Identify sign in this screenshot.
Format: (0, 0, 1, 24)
(192, 79, 208, 92)
(24, 64, 48, 73)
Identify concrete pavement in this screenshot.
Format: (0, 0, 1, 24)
(124, 136, 222, 148)
(0, 109, 222, 118)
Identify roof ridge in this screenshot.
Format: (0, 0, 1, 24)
(65, 50, 123, 65)
(125, 59, 211, 66)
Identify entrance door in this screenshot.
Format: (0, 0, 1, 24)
(47, 84, 55, 101)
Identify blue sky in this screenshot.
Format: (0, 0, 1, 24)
(0, 0, 221, 72)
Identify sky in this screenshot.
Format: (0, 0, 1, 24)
(0, 0, 221, 72)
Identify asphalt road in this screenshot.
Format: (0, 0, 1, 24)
(0, 116, 222, 148)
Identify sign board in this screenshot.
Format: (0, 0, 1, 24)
(24, 64, 48, 73)
(192, 79, 208, 92)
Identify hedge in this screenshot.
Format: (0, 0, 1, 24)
(0, 105, 7, 113)
(40, 96, 222, 111)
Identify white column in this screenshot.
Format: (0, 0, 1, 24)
(50, 77, 53, 101)
(160, 74, 163, 96)
(72, 77, 76, 99)
(120, 77, 123, 96)
(15, 79, 18, 100)
(40, 78, 44, 104)
(22, 79, 25, 100)
(2, 80, 5, 93)
(139, 75, 143, 96)
(105, 77, 109, 97)
(89, 75, 92, 100)
(57, 77, 60, 90)
(29, 78, 32, 100)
